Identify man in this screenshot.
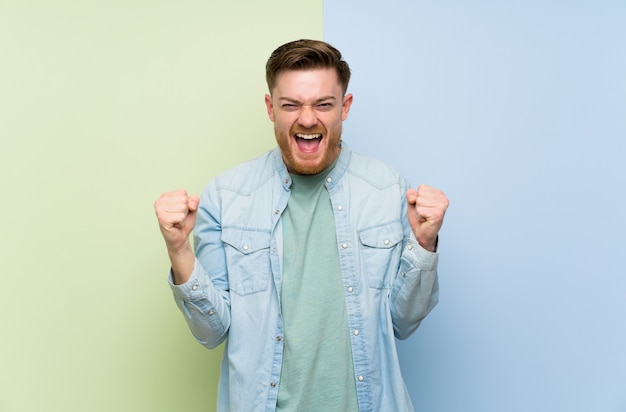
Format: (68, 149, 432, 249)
(154, 39, 449, 412)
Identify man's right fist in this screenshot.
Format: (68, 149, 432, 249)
(154, 189, 200, 253)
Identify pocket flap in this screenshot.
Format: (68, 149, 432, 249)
(222, 227, 271, 254)
(358, 221, 403, 248)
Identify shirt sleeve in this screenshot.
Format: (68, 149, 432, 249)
(389, 235, 439, 340)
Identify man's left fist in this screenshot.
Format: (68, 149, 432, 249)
(406, 185, 449, 252)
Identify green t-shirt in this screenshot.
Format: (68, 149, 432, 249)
(276, 171, 359, 412)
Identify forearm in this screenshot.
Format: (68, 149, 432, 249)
(169, 260, 231, 349)
(170, 180, 231, 348)
(390, 239, 439, 340)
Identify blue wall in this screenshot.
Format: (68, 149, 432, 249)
(325, 2, 626, 411)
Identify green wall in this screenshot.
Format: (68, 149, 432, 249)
(0, 1, 322, 411)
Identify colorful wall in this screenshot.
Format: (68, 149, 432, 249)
(1, 1, 321, 411)
(2, 1, 624, 411)
(324, 1, 626, 411)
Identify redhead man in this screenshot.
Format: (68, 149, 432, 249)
(154, 39, 449, 412)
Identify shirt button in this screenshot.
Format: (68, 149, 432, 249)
(270, 382, 277, 387)
(242, 244, 249, 252)
(208, 310, 214, 315)
(358, 375, 364, 381)
(275, 210, 280, 215)
(341, 243, 348, 249)
(276, 336, 282, 341)
(383, 239, 390, 245)
(191, 285, 198, 291)
(337, 205, 343, 211)
(407, 244, 413, 250)
(353, 329, 359, 336)
(347, 286, 353, 293)
(326, 177, 332, 183)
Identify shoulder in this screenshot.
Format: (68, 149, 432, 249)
(211, 149, 280, 195)
(346, 150, 409, 190)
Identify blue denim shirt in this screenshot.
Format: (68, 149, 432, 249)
(169, 143, 439, 412)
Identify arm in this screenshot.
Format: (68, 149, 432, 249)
(389, 184, 448, 339)
(390, 238, 440, 339)
(155, 185, 231, 349)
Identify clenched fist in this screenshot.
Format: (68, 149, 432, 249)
(406, 185, 449, 252)
(154, 189, 200, 283)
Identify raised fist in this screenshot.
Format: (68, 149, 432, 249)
(154, 189, 200, 253)
(406, 185, 449, 252)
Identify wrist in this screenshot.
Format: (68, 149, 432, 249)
(168, 244, 195, 285)
(167, 239, 193, 257)
(417, 236, 438, 252)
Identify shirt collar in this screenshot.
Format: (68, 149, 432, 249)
(272, 141, 352, 189)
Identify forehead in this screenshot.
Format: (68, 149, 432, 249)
(272, 68, 342, 100)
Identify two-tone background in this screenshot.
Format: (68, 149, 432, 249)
(2, 1, 624, 411)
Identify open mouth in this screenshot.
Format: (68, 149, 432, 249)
(294, 133, 323, 153)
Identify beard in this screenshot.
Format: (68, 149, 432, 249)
(276, 123, 342, 175)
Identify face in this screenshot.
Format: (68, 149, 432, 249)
(265, 68, 353, 175)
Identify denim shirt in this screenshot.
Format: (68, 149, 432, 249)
(169, 143, 439, 412)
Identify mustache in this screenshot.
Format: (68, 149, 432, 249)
(290, 126, 326, 135)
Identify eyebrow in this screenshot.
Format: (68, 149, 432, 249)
(278, 96, 337, 105)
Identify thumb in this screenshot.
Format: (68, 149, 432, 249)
(405, 189, 421, 231)
(183, 195, 200, 230)
(188, 195, 200, 212)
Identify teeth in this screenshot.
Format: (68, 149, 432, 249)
(296, 133, 321, 140)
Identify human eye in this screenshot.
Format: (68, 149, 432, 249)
(315, 102, 334, 111)
(281, 103, 300, 112)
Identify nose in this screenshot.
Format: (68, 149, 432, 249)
(297, 106, 318, 129)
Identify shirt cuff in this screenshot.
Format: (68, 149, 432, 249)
(168, 259, 206, 300)
(404, 236, 439, 271)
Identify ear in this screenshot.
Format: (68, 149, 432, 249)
(265, 94, 275, 122)
(341, 93, 353, 121)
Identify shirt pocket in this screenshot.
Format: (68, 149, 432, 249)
(222, 227, 272, 296)
(358, 221, 403, 289)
